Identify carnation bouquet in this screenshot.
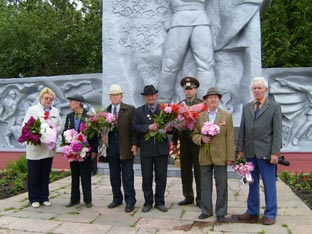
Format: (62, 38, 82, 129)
(232, 158, 254, 184)
(201, 121, 221, 155)
(63, 129, 90, 162)
(18, 116, 58, 149)
(145, 103, 179, 142)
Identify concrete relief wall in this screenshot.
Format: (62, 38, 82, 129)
(0, 74, 102, 150)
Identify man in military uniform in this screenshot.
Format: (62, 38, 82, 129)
(172, 77, 203, 207)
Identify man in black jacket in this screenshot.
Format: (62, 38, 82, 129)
(64, 94, 98, 208)
(106, 84, 138, 213)
(132, 85, 170, 213)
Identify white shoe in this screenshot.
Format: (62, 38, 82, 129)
(42, 201, 51, 206)
(31, 202, 40, 208)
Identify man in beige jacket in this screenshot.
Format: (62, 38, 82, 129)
(192, 87, 235, 222)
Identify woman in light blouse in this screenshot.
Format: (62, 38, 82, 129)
(22, 87, 63, 208)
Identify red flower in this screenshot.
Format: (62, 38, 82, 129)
(191, 111, 199, 120)
(61, 169, 65, 173)
(77, 134, 84, 142)
(303, 176, 307, 182)
(44, 111, 49, 120)
(160, 103, 168, 110)
(171, 104, 179, 114)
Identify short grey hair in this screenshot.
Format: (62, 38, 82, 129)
(251, 77, 268, 89)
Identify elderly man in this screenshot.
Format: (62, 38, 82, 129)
(192, 87, 234, 222)
(237, 77, 282, 225)
(106, 84, 138, 213)
(132, 85, 170, 213)
(172, 77, 202, 207)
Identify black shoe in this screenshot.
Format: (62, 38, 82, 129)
(86, 203, 93, 208)
(65, 201, 80, 207)
(217, 216, 225, 222)
(155, 205, 168, 212)
(178, 199, 193, 206)
(198, 213, 212, 220)
(108, 201, 122, 209)
(125, 204, 135, 213)
(142, 205, 152, 213)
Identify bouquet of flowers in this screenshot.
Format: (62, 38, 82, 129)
(39, 119, 58, 150)
(201, 121, 221, 154)
(232, 158, 254, 184)
(18, 116, 58, 149)
(63, 129, 90, 162)
(176, 102, 208, 131)
(145, 103, 179, 142)
(83, 111, 116, 139)
(18, 116, 41, 146)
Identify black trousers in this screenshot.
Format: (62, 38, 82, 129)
(108, 153, 136, 206)
(27, 157, 53, 203)
(70, 157, 92, 204)
(91, 156, 98, 175)
(180, 139, 201, 203)
(140, 156, 168, 206)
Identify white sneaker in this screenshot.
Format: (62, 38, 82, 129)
(42, 201, 51, 206)
(31, 202, 40, 208)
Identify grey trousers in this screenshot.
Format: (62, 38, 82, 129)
(201, 165, 228, 216)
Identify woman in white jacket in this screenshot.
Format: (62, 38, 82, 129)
(22, 87, 63, 208)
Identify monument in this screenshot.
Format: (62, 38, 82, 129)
(102, 0, 271, 125)
(0, 0, 311, 154)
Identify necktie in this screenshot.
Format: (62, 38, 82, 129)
(113, 106, 118, 118)
(150, 106, 155, 113)
(255, 101, 261, 117)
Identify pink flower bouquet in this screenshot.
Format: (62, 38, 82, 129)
(232, 158, 254, 183)
(201, 121, 220, 136)
(39, 119, 58, 150)
(83, 111, 117, 139)
(63, 129, 90, 162)
(175, 102, 208, 131)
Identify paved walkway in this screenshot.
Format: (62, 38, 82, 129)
(0, 175, 311, 234)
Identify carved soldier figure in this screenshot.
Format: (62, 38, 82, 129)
(158, 0, 214, 103)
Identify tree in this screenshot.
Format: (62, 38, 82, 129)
(0, 0, 102, 78)
(261, 0, 312, 67)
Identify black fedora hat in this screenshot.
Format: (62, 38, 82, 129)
(180, 76, 200, 89)
(141, 85, 158, 95)
(203, 87, 222, 100)
(67, 94, 85, 103)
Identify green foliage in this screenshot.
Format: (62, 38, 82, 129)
(261, 0, 312, 67)
(0, 0, 102, 78)
(0, 155, 70, 199)
(280, 171, 312, 191)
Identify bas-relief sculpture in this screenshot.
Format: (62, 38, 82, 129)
(0, 74, 102, 150)
(264, 68, 312, 152)
(103, 0, 270, 125)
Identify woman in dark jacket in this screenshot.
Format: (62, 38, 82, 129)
(63, 94, 98, 208)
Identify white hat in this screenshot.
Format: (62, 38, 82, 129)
(109, 84, 123, 95)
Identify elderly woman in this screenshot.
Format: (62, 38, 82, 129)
(23, 87, 63, 208)
(64, 94, 98, 208)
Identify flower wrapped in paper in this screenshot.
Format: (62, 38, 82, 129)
(62, 128, 90, 162)
(232, 158, 254, 184)
(201, 121, 221, 156)
(176, 102, 208, 131)
(18, 116, 57, 149)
